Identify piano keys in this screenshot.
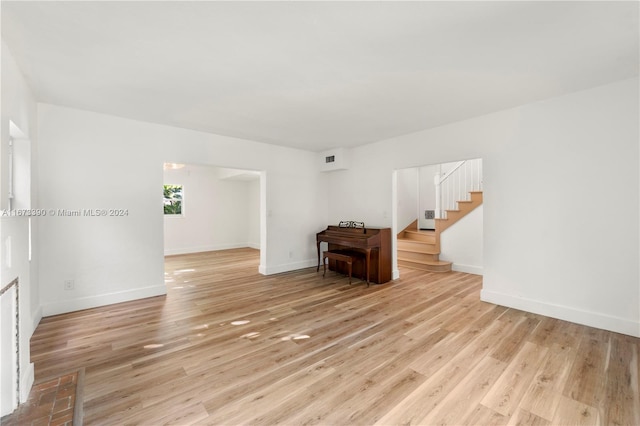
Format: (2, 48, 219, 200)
(316, 225, 392, 284)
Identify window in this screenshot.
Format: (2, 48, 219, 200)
(163, 184, 183, 215)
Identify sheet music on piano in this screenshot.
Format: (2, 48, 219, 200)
(338, 221, 365, 231)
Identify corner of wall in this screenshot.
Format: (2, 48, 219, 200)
(452, 264, 483, 275)
(392, 269, 400, 280)
(19, 363, 34, 404)
(30, 305, 43, 336)
(262, 258, 318, 275)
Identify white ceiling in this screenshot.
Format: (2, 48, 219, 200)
(2, 1, 638, 152)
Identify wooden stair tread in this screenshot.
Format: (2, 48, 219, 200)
(403, 229, 435, 235)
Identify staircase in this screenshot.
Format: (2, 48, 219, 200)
(397, 226, 452, 272)
(397, 191, 483, 273)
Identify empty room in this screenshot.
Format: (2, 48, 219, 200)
(1, 1, 638, 425)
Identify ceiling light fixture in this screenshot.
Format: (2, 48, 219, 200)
(163, 162, 185, 170)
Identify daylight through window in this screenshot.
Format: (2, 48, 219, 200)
(163, 184, 183, 215)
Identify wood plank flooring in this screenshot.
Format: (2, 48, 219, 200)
(29, 248, 640, 425)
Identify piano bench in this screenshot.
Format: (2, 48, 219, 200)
(322, 250, 366, 286)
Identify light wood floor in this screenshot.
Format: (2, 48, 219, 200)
(30, 248, 639, 425)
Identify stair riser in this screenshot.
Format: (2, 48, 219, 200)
(398, 250, 439, 262)
(402, 232, 436, 244)
(397, 240, 437, 252)
(398, 259, 451, 273)
(469, 191, 483, 202)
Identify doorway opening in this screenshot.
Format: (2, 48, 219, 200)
(162, 163, 265, 273)
(1, 120, 33, 417)
(393, 158, 484, 277)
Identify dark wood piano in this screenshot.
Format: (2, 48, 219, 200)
(316, 225, 392, 284)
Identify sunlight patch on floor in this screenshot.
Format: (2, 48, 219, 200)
(143, 343, 164, 349)
(281, 333, 310, 341)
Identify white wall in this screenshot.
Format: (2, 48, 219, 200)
(440, 205, 483, 275)
(481, 79, 639, 337)
(0, 40, 38, 411)
(418, 164, 438, 229)
(36, 103, 326, 316)
(327, 77, 639, 337)
(396, 167, 418, 232)
(163, 164, 259, 255)
(247, 178, 260, 249)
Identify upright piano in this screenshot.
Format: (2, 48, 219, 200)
(316, 225, 392, 284)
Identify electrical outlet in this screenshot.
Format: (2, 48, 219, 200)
(64, 280, 74, 290)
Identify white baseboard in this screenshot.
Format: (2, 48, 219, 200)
(452, 263, 483, 275)
(261, 259, 317, 275)
(481, 289, 640, 338)
(164, 243, 251, 256)
(20, 362, 34, 403)
(41, 285, 167, 317)
(392, 269, 400, 280)
(31, 306, 43, 336)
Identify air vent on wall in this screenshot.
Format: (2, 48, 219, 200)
(319, 148, 350, 172)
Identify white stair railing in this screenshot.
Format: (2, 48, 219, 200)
(435, 159, 483, 219)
